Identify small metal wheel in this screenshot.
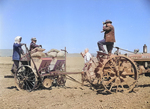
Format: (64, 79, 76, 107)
(102, 55, 138, 93)
(14, 65, 38, 92)
(42, 78, 53, 89)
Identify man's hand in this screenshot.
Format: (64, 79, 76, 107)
(39, 45, 42, 48)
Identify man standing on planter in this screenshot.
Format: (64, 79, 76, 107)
(97, 20, 116, 55)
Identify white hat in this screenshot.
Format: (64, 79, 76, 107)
(14, 36, 22, 44)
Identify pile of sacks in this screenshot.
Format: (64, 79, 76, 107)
(47, 49, 65, 57)
(31, 48, 65, 58)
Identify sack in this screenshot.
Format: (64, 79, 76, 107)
(35, 48, 45, 52)
(47, 49, 60, 53)
(47, 52, 57, 57)
(57, 51, 65, 57)
(31, 47, 45, 53)
(31, 52, 46, 57)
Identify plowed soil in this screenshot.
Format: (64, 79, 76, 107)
(0, 57, 150, 109)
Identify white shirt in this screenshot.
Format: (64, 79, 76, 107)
(84, 52, 92, 63)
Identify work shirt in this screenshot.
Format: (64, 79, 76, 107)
(84, 52, 92, 63)
(30, 42, 40, 51)
(103, 25, 115, 42)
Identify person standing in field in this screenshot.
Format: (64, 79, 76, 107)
(81, 48, 96, 85)
(84, 48, 92, 63)
(29, 37, 42, 51)
(97, 20, 116, 55)
(81, 48, 92, 64)
(11, 36, 25, 74)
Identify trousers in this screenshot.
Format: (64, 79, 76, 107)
(97, 39, 114, 55)
(11, 60, 20, 74)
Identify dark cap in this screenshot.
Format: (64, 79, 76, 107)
(31, 37, 37, 41)
(104, 20, 112, 24)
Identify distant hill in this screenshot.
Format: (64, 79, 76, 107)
(0, 49, 13, 57)
(0, 49, 97, 57)
(67, 53, 81, 57)
(67, 53, 97, 57)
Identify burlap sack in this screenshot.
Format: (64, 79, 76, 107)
(37, 48, 45, 52)
(31, 52, 46, 57)
(47, 49, 60, 53)
(47, 52, 57, 57)
(31, 47, 45, 54)
(57, 51, 65, 57)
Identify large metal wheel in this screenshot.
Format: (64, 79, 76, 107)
(14, 65, 38, 92)
(102, 55, 138, 93)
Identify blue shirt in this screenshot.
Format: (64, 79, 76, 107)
(12, 43, 22, 61)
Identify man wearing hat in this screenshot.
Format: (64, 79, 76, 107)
(97, 20, 116, 55)
(30, 37, 42, 51)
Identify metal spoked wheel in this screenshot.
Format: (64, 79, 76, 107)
(102, 55, 138, 93)
(14, 65, 38, 92)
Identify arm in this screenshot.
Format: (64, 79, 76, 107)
(80, 52, 85, 58)
(19, 47, 24, 55)
(31, 43, 40, 48)
(14, 43, 22, 47)
(103, 26, 111, 31)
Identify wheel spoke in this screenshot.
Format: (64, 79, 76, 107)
(28, 75, 35, 78)
(109, 83, 114, 91)
(17, 75, 23, 81)
(28, 81, 34, 86)
(28, 78, 35, 82)
(103, 76, 116, 86)
(110, 59, 116, 68)
(108, 66, 116, 75)
(116, 85, 119, 92)
(25, 80, 32, 91)
(28, 72, 34, 76)
(108, 59, 118, 75)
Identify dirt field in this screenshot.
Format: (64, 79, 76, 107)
(0, 57, 150, 109)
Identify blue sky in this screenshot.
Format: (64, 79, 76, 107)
(0, 0, 150, 53)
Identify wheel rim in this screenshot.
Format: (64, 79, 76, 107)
(102, 56, 138, 93)
(15, 65, 37, 92)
